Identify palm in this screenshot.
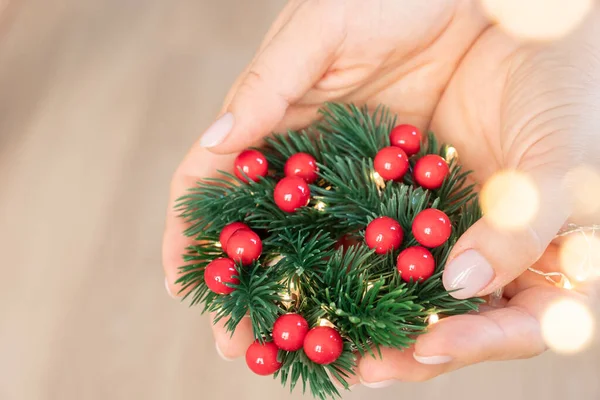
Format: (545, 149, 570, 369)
(165, 0, 596, 380)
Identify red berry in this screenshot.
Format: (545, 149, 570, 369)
(234, 149, 268, 183)
(219, 222, 250, 249)
(397, 246, 436, 282)
(284, 153, 319, 183)
(303, 326, 344, 365)
(365, 216, 403, 254)
(274, 176, 311, 213)
(413, 155, 449, 190)
(412, 209, 452, 248)
(390, 124, 421, 156)
(226, 229, 262, 265)
(245, 340, 282, 376)
(373, 146, 409, 181)
(204, 258, 239, 295)
(272, 313, 309, 351)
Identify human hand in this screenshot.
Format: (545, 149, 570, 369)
(162, 0, 600, 385)
(356, 5, 600, 387)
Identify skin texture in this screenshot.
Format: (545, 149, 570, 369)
(163, 0, 600, 386)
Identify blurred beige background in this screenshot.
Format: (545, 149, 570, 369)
(0, 1, 598, 399)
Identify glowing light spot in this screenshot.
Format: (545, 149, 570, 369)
(559, 233, 600, 282)
(481, 0, 592, 41)
(318, 318, 335, 328)
(428, 314, 440, 325)
(371, 171, 386, 189)
(480, 170, 539, 230)
(541, 298, 595, 354)
(445, 146, 458, 163)
(563, 165, 600, 221)
(268, 254, 284, 267)
(563, 279, 574, 290)
(214, 241, 222, 248)
(315, 201, 326, 211)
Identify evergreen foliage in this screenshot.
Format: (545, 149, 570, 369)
(176, 103, 482, 399)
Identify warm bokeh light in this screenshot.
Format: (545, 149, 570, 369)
(541, 298, 595, 354)
(481, 0, 592, 41)
(480, 170, 539, 230)
(559, 233, 600, 282)
(563, 165, 600, 220)
(428, 313, 440, 325)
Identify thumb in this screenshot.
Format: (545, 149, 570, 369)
(443, 164, 571, 300)
(199, 2, 345, 154)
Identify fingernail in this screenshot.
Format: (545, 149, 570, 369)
(165, 277, 177, 299)
(413, 353, 453, 365)
(443, 250, 495, 299)
(215, 342, 234, 362)
(359, 378, 395, 389)
(199, 113, 234, 147)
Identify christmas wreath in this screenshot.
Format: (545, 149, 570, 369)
(176, 103, 482, 399)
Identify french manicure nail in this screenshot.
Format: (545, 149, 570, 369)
(165, 277, 177, 299)
(215, 342, 234, 362)
(199, 113, 234, 147)
(413, 353, 453, 365)
(359, 378, 395, 389)
(443, 250, 495, 299)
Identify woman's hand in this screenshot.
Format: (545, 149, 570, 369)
(163, 0, 600, 385)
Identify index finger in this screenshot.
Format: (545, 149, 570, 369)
(163, 146, 237, 296)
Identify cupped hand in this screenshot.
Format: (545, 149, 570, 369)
(163, 0, 600, 385)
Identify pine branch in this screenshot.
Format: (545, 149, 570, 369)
(176, 236, 222, 310)
(275, 343, 356, 400)
(267, 230, 337, 286)
(209, 262, 286, 341)
(262, 130, 329, 171)
(176, 103, 485, 398)
(177, 173, 280, 237)
(317, 103, 395, 159)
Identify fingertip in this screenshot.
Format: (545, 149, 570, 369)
(211, 312, 255, 360)
(357, 346, 444, 384)
(164, 277, 178, 299)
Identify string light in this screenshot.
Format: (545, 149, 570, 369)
(214, 241, 222, 248)
(314, 201, 327, 211)
(318, 318, 335, 328)
(371, 171, 386, 190)
(280, 278, 298, 309)
(445, 146, 458, 163)
(267, 254, 284, 267)
(428, 313, 440, 325)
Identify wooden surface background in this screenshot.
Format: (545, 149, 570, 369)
(0, 1, 598, 399)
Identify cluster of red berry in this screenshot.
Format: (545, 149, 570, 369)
(233, 148, 318, 212)
(204, 124, 453, 376)
(246, 314, 344, 376)
(203, 221, 263, 295)
(205, 226, 344, 376)
(367, 124, 451, 282)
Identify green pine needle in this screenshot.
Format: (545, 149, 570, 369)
(176, 103, 483, 398)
